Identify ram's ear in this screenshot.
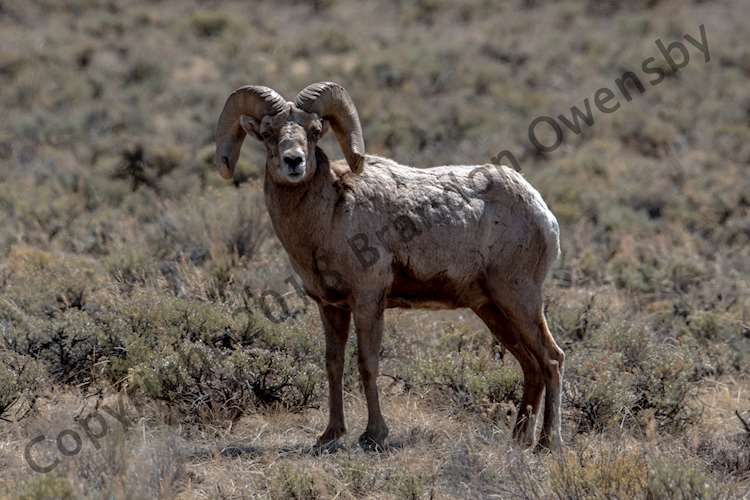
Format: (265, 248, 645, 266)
(320, 119, 330, 138)
(239, 115, 262, 141)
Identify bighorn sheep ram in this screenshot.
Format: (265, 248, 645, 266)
(214, 82, 565, 450)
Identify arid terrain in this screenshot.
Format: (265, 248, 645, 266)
(1, 0, 749, 498)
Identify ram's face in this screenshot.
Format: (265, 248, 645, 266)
(241, 107, 328, 185)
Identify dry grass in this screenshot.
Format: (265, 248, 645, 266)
(1, 0, 750, 498)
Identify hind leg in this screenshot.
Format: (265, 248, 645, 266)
(490, 289, 565, 451)
(474, 303, 544, 448)
(537, 315, 564, 450)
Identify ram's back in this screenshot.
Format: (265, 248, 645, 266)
(328, 156, 559, 307)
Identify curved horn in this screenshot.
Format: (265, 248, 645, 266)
(215, 85, 287, 179)
(295, 82, 365, 173)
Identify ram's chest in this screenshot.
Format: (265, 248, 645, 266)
(265, 216, 350, 307)
(263, 174, 359, 307)
(284, 249, 351, 307)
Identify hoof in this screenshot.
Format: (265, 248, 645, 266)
(358, 424, 388, 452)
(358, 433, 386, 452)
(537, 433, 563, 453)
(512, 407, 537, 449)
(314, 425, 346, 454)
(511, 429, 536, 450)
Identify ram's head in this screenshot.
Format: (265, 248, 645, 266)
(215, 82, 365, 184)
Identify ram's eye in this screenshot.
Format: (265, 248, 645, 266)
(261, 128, 274, 140)
(309, 125, 321, 141)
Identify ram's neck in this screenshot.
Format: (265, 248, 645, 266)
(263, 147, 337, 265)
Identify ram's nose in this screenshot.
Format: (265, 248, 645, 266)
(283, 154, 304, 169)
(283, 154, 305, 173)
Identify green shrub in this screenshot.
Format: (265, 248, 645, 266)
(565, 352, 636, 434)
(268, 464, 327, 499)
(0, 265, 324, 425)
(103, 244, 160, 290)
(551, 447, 729, 499)
(190, 11, 229, 38)
(550, 449, 648, 499)
(16, 474, 75, 500)
(564, 322, 699, 435)
(646, 459, 722, 500)
(112, 295, 324, 422)
(413, 325, 523, 417)
(629, 345, 698, 433)
(389, 470, 427, 499)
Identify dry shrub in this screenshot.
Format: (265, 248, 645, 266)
(0, 351, 47, 422)
(564, 351, 636, 434)
(268, 464, 330, 499)
(646, 459, 724, 500)
(109, 293, 324, 423)
(1, 259, 324, 425)
(550, 444, 728, 500)
(695, 430, 750, 480)
(411, 324, 523, 418)
(6, 425, 184, 500)
(150, 189, 270, 265)
(550, 447, 648, 499)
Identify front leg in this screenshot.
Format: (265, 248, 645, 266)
(315, 304, 351, 449)
(353, 294, 388, 450)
